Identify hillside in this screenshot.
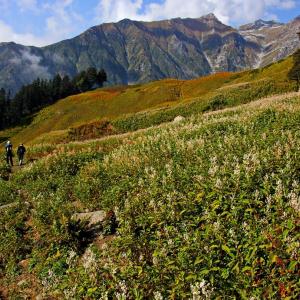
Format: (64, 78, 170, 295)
(0, 14, 299, 95)
(4, 55, 294, 146)
(0, 52, 299, 298)
(1, 90, 300, 298)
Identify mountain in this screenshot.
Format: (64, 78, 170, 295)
(239, 16, 300, 66)
(0, 14, 299, 95)
(239, 19, 284, 31)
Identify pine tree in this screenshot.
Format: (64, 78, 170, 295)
(0, 67, 107, 129)
(86, 67, 98, 89)
(52, 74, 63, 101)
(97, 69, 107, 87)
(75, 71, 91, 92)
(60, 75, 76, 98)
(288, 49, 300, 91)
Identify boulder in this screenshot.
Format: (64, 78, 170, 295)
(72, 211, 106, 227)
(173, 116, 185, 123)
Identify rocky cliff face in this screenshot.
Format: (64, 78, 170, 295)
(0, 14, 299, 95)
(239, 17, 300, 67)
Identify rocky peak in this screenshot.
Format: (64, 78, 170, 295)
(199, 13, 222, 24)
(202, 13, 218, 20)
(239, 19, 283, 31)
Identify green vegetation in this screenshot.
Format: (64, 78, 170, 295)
(2, 56, 295, 147)
(0, 56, 299, 298)
(0, 67, 107, 130)
(0, 162, 11, 181)
(1, 92, 300, 298)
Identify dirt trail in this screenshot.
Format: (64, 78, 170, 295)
(11, 165, 20, 173)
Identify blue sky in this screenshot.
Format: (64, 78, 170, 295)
(0, 0, 299, 46)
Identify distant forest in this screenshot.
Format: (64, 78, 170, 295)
(0, 67, 107, 130)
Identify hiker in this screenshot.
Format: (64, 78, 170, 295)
(5, 141, 13, 166)
(17, 144, 26, 166)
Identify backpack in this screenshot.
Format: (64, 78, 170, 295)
(18, 146, 25, 155)
(6, 144, 12, 153)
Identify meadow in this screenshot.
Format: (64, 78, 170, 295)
(0, 90, 299, 298)
(0, 55, 299, 298)
(5, 56, 294, 147)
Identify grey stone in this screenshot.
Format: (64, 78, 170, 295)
(173, 116, 185, 123)
(72, 211, 106, 227)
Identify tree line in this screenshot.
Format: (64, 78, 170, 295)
(0, 67, 107, 129)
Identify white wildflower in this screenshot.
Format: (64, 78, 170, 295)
(66, 250, 77, 266)
(154, 291, 164, 300)
(153, 256, 159, 266)
(208, 157, 218, 177)
(287, 191, 300, 212)
(82, 248, 97, 271)
(213, 221, 220, 231)
(99, 292, 109, 300)
(191, 280, 214, 300)
(275, 179, 284, 198)
(215, 178, 223, 189)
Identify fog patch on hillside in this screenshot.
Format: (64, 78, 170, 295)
(10, 49, 51, 80)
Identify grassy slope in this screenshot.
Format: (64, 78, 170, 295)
(10, 73, 236, 145)
(4, 56, 293, 146)
(1, 92, 299, 298)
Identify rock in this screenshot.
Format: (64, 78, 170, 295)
(35, 294, 43, 300)
(72, 210, 118, 239)
(72, 211, 106, 227)
(173, 116, 185, 123)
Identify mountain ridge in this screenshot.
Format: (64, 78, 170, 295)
(0, 14, 299, 95)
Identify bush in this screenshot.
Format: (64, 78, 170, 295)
(0, 181, 20, 206)
(0, 161, 11, 180)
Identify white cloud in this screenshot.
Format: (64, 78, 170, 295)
(0, 19, 48, 46)
(43, 0, 83, 43)
(10, 49, 51, 78)
(95, 0, 297, 25)
(16, 0, 38, 12)
(0, 0, 83, 46)
(97, 0, 144, 22)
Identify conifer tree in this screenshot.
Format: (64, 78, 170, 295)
(97, 69, 107, 87)
(52, 74, 63, 101)
(0, 67, 107, 128)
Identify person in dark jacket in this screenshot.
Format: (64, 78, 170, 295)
(17, 144, 26, 166)
(5, 141, 13, 166)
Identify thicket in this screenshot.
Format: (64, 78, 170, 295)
(0, 68, 107, 129)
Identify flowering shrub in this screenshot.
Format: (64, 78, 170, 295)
(1, 93, 300, 298)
